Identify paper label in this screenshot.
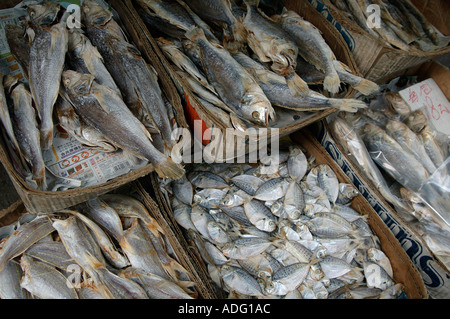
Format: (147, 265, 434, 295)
(399, 78, 450, 136)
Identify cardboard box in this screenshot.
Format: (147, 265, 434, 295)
(290, 130, 428, 299)
(0, 0, 188, 214)
(306, 60, 450, 298)
(0, 179, 219, 299)
(150, 129, 428, 299)
(306, 0, 450, 83)
(122, 0, 360, 148)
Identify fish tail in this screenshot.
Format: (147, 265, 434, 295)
(329, 98, 368, 113)
(40, 126, 54, 150)
(353, 78, 380, 96)
(154, 156, 185, 180)
(34, 167, 47, 191)
(323, 70, 341, 94)
(286, 72, 310, 96)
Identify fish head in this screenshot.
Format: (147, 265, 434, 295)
(407, 110, 427, 133)
(62, 70, 95, 97)
(68, 30, 87, 54)
(362, 123, 384, 143)
(240, 91, 275, 127)
(269, 42, 298, 76)
(81, 0, 113, 27)
(27, 1, 61, 26)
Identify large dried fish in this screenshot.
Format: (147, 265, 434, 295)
(62, 70, 184, 180)
(233, 52, 367, 113)
(67, 30, 121, 96)
(28, 19, 68, 150)
(0, 216, 54, 272)
(280, 10, 340, 94)
(242, 0, 309, 96)
(20, 255, 79, 299)
(186, 27, 274, 127)
(363, 122, 429, 192)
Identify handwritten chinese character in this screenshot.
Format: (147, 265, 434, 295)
(408, 88, 419, 104)
(420, 84, 432, 96)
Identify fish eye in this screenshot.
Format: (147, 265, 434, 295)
(94, 16, 106, 25)
(252, 111, 260, 119)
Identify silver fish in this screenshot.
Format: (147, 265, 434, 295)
(363, 260, 394, 290)
(280, 9, 340, 94)
(230, 174, 264, 196)
(173, 202, 197, 231)
(121, 267, 194, 299)
(156, 37, 212, 91)
(5, 24, 31, 78)
(242, 0, 309, 96)
(386, 118, 437, 174)
(194, 188, 228, 209)
(186, 27, 275, 127)
(320, 255, 354, 279)
(80, 197, 124, 243)
(28, 19, 68, 150)
(0, 216, 54, 272)
(317, 164, 339, 205)
(254, 177, 288, 201)
(172, 175, 194, 206)
(329, 117, 411, 212)
(271, 263, 310, 296)
(182, 0, 247, 50)
(0, 73, 22, 166)
(24, 241, 75, 271)
(83, 254, 149, 299)
(287, 146, 308, 182)
(419, 126, 445, 168)
(336, 183, 359, 205)
(67, 30, 121, 96)
(222, 237, 272, 259)
(0, 260, 31, 299)
(55, 96, 118, 153)
(52, 216, 106, 284)
(27, 1, 62, 26)
(233, 52, 367, 113)
(104, 37, 175, 151)
(283, 181, 304, 220)
(220, 265, 265, 297)
(7, 81, 47, 190)
(62, 70, 184, 180)
(20, 255, 79, 299)
(243, 199, 277, 232)
(363, 123, 429, 192)
(62, 210, 130, 269)
(188, 171, 229, 189)
(119, 218, 169, 280)
(367, 247, 394, 278)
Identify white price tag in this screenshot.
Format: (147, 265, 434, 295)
(399, 78, 450, 136)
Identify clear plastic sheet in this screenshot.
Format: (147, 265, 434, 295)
(417, 157, 450, 229)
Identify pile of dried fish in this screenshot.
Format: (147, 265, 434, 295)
(166, 145, 404, 298)
(324, 0, 448, 51)
(136, 0, 378, 129)
(1, 0, 184, 191)
(329, 91, 450, 269)
(0, 194, 197, 299)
